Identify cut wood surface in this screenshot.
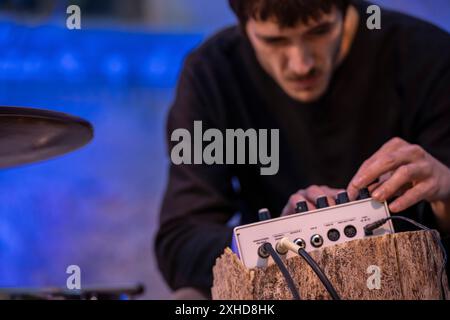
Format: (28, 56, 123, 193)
(211, 231, 449, 300)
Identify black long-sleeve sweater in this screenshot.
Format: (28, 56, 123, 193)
(155, 1, 450, 296)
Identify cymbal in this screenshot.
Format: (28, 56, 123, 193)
(0, 106, 94, 169)
(0, 284, 145, 300)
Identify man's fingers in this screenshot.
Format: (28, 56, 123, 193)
(367, 179, 383, 193)
(388, 182, 431, 213)
(348, 143, 420, 199)
(371, 163, 428, 202)
(305, 185, 338, 206)
(282, 185, 344, 217)
(348, 177, 382, 200)
(319, 186, 346, 205)
(295, 190, 316, 209)
(281, 192, 314, 216)
(281, 194, 303, 217)
(356, 138, 408, 174)
(347, 138, 408, 199)
(320, 185, 345, 197)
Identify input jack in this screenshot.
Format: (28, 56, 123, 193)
(327, 229, 340, 242)
(310, 234, 324, 248)
(344, 225, 357, 238)
(293, 238, 306, 249)
(258, 244, 270, 258)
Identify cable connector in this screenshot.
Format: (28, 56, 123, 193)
(278, 237, 341, 300)
(364, 218, 388, 236)
(278, 237, 300, 254)
(258, 242, 301, 300)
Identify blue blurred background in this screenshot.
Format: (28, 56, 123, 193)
(0, 0, 448, 299)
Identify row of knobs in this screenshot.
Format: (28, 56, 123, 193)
(295, 188, 370, 214)
(258, 188, 370, 220)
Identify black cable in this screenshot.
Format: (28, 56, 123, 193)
(296, 248, 341, 300)
(261, 243, 301, 300)
(364, 216, 448, 300)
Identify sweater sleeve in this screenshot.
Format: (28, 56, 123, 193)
(154, 56, 237, 296)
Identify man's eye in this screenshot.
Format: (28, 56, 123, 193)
(263, 38, 287, 46)
(309, 25, 331, 36)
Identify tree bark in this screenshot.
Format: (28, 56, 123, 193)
(211, 231, 449, 300)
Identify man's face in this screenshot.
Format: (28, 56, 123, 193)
(246, 7, 345, 103)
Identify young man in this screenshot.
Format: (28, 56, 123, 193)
(155, 0, 450, 298)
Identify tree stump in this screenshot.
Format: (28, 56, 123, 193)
(211, 231, 449, 300)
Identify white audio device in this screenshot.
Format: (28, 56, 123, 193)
(233, 190, 395, 268)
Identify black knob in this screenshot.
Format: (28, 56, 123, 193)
(336, 192, 350, 204)
(258, 208, 271, 221)
(357, 188, 371, 200)
(295, 201, 309, 213)
(316, 196, 329, 209)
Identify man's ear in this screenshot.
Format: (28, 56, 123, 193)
(337, 4, 359, 65)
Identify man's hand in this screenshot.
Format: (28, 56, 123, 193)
(347, 137, 450, 229)
(281, 185, 344, 216)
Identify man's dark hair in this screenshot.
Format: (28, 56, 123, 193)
(229, 0, 350, 28)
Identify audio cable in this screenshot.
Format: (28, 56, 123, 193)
(278, 238, 341, 300)
(364, 216, 448, 300)
(259, 242, 301, 300)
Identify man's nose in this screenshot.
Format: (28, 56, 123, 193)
(287, 45, 314, 75)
